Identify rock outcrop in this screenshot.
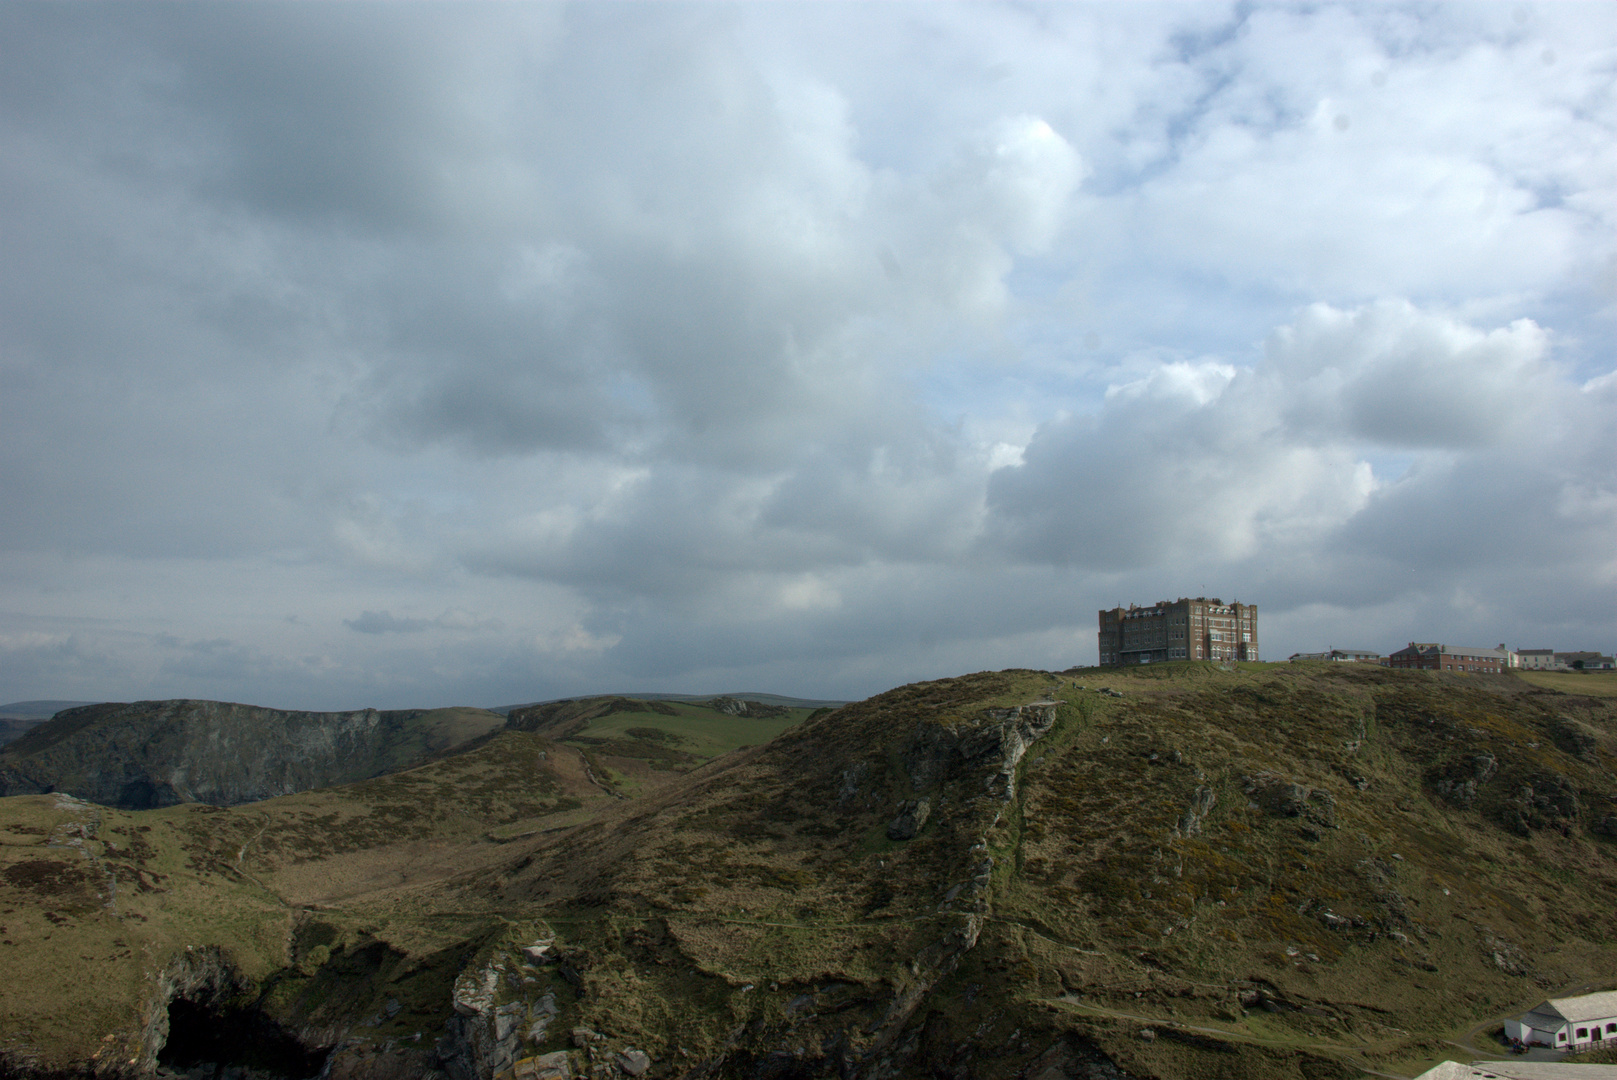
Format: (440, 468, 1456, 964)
(885, 797, 932, 840)
(1429, 752, 1498, 806)
(1500, 772, 1581, 836)
(1244, 772, 1337, 827)
(698, 697, 789, 719)
(1176, 785, 1218, 836)
(901, 702, 1060, 800)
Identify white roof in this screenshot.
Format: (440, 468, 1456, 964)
(1544, 990, 1617, 1023)
(1414, 1065, 1476, 1080)
(1416, 1062, 1617, 1080)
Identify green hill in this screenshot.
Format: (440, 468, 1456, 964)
(1, 665, 1613, 1080)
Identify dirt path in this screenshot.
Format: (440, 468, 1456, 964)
(236, 813, 270, 870)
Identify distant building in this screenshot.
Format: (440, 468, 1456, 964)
(1516, 650, 1615, 671)
(1385, 643, 1511, 674)
(1288, 649, 1382, 663)
(1503, 990, 1617, 1050)
(1097, 597, 1256, 666)
(1559, 651, 1615, 671)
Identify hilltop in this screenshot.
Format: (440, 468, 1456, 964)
(1, 664, 1614, 1080)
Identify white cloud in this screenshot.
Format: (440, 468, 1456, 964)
(986, 301, 1610, 604)
(1268, 300, 1555, 448)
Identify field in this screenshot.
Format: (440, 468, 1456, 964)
(556, 701, 807, 757)
(1515, 669, 1617, 697)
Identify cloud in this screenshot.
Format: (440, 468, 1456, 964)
(344, 611, 429, 635)
(0, 4, 1611, 707)
(344, 610, 502, 635)
(1269, 301, 1554, 449)
(985, 302, 1609, 594)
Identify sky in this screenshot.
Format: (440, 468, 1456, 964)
(1, 2, 1613, 711)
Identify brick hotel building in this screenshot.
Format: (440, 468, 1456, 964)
(1098, 597, 1257, 666)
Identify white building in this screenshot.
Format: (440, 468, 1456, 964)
(1504, 991, 1617, 1050)
(1519, 649, 1559, 670)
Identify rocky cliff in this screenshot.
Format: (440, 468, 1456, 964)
(0, 700, 504, 808)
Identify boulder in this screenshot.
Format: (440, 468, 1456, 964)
(453, 965, 499, 1017)
(887, 797, 932, 841)
(615, 1050, 650, 1077)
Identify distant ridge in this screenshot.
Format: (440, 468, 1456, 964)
(490, 691, 848, 715)
(0, 700, 101, 720)
(0, 701, 102, 748)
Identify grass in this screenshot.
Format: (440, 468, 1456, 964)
(560, 703, 805, 762)
(1516, 669, 1617, 697)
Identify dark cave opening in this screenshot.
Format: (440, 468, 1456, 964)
(156, 996, 328, 1079)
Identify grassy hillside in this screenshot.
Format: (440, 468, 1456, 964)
(506, 696, 819, 797)
(1, 667, 1614, 1080)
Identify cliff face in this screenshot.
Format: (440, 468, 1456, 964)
(0, 700, 504, 808)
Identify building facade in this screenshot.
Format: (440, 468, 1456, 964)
(1384, 643, 1511, 674)
(1518, 648, 1557, 670)
(1098, 597, 1257, 666)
